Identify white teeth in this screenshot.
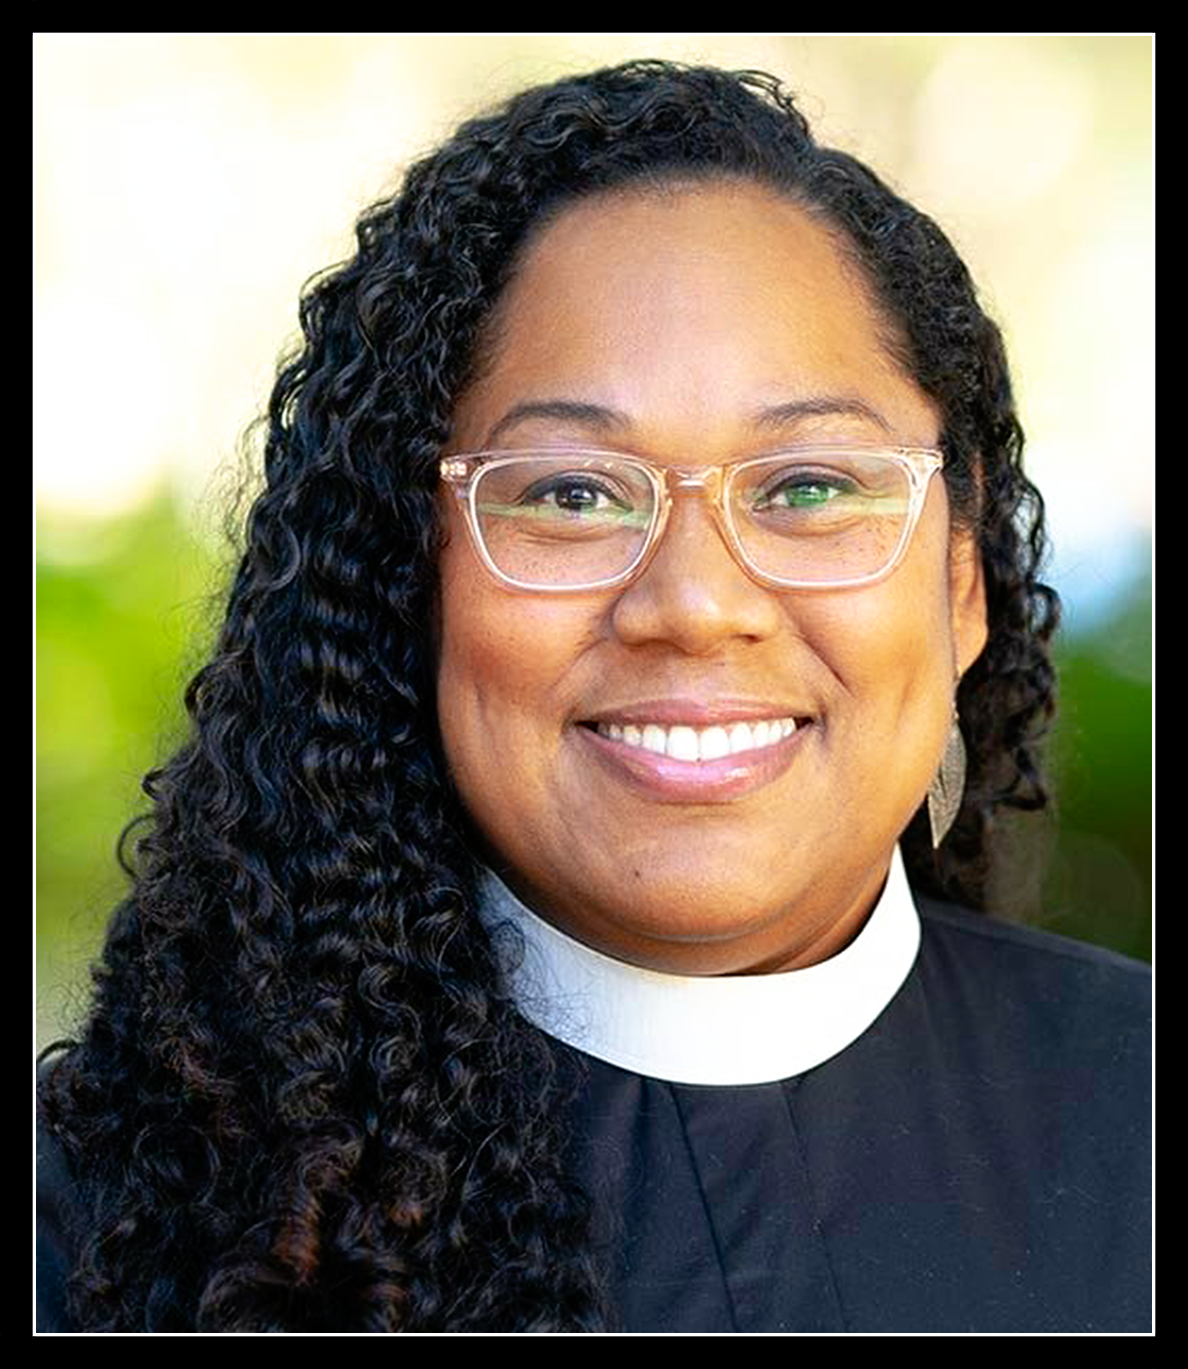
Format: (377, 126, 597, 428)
(596, 717, 799, 761)
(698, 726, 731, 762)
(666, 726, 700, 762)
(642, 724, 667, 755)
(728, 722, 754, 754)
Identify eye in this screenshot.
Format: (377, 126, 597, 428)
(752, 467, 857, 511)
(520, 472, 631, 516)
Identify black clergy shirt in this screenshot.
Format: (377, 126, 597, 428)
(482, 851, 1152, 1333)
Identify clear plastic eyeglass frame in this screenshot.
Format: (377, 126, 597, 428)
(439, 444, 945, 593)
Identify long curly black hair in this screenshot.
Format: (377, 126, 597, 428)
(38, 60, 1059, 1331)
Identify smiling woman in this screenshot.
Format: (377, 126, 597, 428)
(36, 61, 1150, 1332)
(436, 183, 984, 977)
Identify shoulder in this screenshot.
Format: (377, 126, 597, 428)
(911, 895, 1150, 1082)
(915, 894, 1150, 993)
(857, 901, 1151, 1331)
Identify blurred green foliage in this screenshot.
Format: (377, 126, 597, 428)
(36, 496, 224, 1047)
(35, 498, 1152, 1049)
(1037, 571, 1152, 962)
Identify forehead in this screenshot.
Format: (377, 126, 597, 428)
(452, 181, 937, 454)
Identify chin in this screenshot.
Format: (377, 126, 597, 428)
(585, 871, 798, 958)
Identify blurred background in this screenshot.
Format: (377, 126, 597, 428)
(35, 34, 1153, 1051)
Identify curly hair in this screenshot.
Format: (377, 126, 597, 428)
(38, 60, 1059, 1331)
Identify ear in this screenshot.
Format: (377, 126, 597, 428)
(949, 527, 988, 677)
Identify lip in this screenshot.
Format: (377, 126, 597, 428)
(574, 713, 813, 804)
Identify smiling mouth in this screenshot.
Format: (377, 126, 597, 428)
(576, 712, 812, 803)
(592, 717, 800, 763)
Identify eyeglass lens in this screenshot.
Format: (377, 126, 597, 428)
(472, 452, 915, 588)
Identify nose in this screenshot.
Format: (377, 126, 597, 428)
(610, 492, 783, 654)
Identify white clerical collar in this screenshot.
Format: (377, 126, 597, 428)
(477, 846, 921, 1086)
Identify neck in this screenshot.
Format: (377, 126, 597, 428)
(477, 845, 922, 1086)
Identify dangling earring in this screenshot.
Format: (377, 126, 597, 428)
(928, 709, 967, 849)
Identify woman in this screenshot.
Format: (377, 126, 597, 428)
(37, 60, 1150, 1333)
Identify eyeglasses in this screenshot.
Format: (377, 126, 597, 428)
(439, 444, 944, 592)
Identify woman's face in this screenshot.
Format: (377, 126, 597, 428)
(436, 181, 987, 974)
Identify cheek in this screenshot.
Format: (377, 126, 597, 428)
(434, 572, 609, 882)
(839, 578, 952, 697)
(848, 492, 959, 713)
(798, 528, 957, 805)
(435, 565, 512, 775)
(434, 541, 593, 791)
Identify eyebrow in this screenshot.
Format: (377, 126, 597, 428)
(484, 400, 632, 447)
(482, 394, 893, 447)
(752, 396, 893, 434)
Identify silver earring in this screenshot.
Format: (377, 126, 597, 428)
(928, 712, 966, 849)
